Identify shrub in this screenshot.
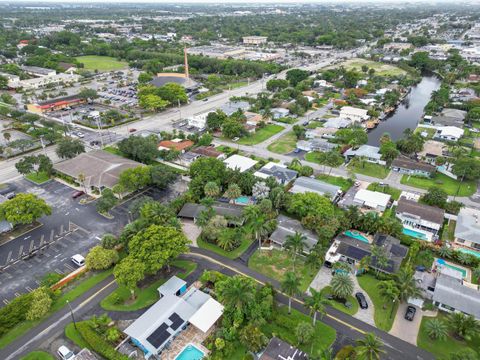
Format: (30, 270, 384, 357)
(0, 292, 33, 337)
(77, 322, 129, 360)
(41, 272, 64, 287)
(85, 246, 119, 270)
(26, 287, 53, 321)
(335, 345, 355, 360)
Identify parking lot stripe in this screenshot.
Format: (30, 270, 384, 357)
(5, 250, 12, 265)
(51, 246, 60, 253)
(3, 299, 9, 305)
(58, 242, 68, 248)
(39, 234, 45, 247)
(14, 292, 20, 297)
(64, 263, 74, 271)
(17, 245, 24, 260)
(54, 268, 63, 274)
(29, 239, 35, 253)
(26, 286, 33, 292)
(50, 229, 54, 242)
(34, 280, 41, 285)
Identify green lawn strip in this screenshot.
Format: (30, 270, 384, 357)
(219, 81, 248, 90)
(275, 117, 297, 124)
(367, 182, 402, 200)
(75, 56, 127, 71)
(0, 269, 112, 349)
(101, 260, 197, 311)
(196, 89, 222, 100)
(20, 351, 54, 360)
(197, 236, 253, 260)
(304, 152, 326, 165)
(25, 172, 50, 184)
(441, 220, 456, 242)
(306, 121, 323, 129)
(400, 173, 477, 196)
(238, 124, 284, 145)
(65, 322, 89, 349)
(267, 131, 297, 154)
(103, 146, 123, 156)
(349, 162, 389, 179)
(357, 274, 397, 332)
(321, 286, 358, 315)
(315, 174, 353, 192)
(417, 313, 480, 360)
(414, 127, 436, 139)
(248, 249, 317, 292)
(261, 305, 336, 358)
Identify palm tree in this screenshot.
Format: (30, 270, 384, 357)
(216, 233, 236, 251)
(281, 271, 300, 314)
(426, 318, 448, 340)
(472, 266, 480, 281)
(306, 288, 330, 325)
(374, 252, 389, 276)
(438, 246, 453, 258)
(224, 183, 242, 202)
(448, 312, 480, 340)
(284, 232, 306, 271)
(217, 276, 256, 316)
(78, 172, 88, 194)
(395, 268, 421, 303)
(354, 333, 385, 360)
(330, 273, 354, 300)
(204, 181, 220, 198)
(244, 205, 269, 248)
(345, 205, 361, 229)
(457, 252, 474, 266)
(377, 280, 399, 317)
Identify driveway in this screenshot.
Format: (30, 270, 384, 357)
(389, 303, 423, 345)
(182, 220, 201, 247)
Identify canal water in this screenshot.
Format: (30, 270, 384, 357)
(367, 75, 442, 146)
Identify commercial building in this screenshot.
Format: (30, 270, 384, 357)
(53, 150, 142, 193)
(352, 189, 391, 212)
(391, 156, 436, 177)
(223, 154, 258, 173)
(254, 162, 297, 185)
(269, 215, 318, 253)
(289, 176, 342, 202)
(243, 36, 268, 45)
(9, 73, 80, 90)
(396, 197, 445, 236)
(27, 94, 86, 114)
(21, 65, 56, 77)
(124, 276, 223, 358)
(454, 207, 480, 252)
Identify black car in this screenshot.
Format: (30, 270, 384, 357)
(355, 292, 368, 309)
(405, 306, 416, 321)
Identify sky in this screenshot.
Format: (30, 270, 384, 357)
(3, 0, 460, 3)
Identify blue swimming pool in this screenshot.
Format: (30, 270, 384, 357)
(402, 227, 428, 240)
(175, 344, 204, 360)
(457, 247, 480, 259)
(344, 230, 369, 243)
(235, 196, 250, 204)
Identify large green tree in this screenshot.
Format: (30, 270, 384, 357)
(354, 333, 385, 360)
(113, 256, 146, 300)
(118, 166, 151, 192)
(117, 135, 159, 164)
(281, 271, 300, 314)
(85, 245, 119, 270)
(0, 193, 51, 225)
(56, 138, 85, 159)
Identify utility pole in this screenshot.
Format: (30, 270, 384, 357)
(66, 300, 77, 330)
(39, 135, 47, 156)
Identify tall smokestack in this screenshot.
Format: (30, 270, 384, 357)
(184, 47, 189, 79)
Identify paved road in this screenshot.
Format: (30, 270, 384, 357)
(1, 247, 434, 360)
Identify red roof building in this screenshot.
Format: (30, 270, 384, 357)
(158, 139, 194, 152)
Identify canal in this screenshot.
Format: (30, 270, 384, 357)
(367, 75, 442, 146)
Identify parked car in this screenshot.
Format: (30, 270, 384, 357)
(354, 181, 361, 187)
(404, 306, 416, 321)
(5, 192, 15, 199)
(129, 128, 137, 133)
(202, 98, 209, 102)
(72, 190, 85, 199)
(71, 254, 85, 267)
(57, 346, 75, 360)
(355, 292, 368, 309)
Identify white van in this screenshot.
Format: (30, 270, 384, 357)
(57, 345, 75, 360)
(71, 254, 85, 267)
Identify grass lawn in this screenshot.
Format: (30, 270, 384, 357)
(20, 351, 54, 360)
(321, 286, 358, 315)
(417, 313, 480, 360)
(357, 274, 397, 332)
(248, 249, 317, 292)
(441, 220, 456, 242)
(316, 174, 354, 192)
(262, 305, 336, 358)
(414, 127, 436, 139)
(349, 161, 390, 179)
(267, 131, 297, 154)
(335, 58, 406, 77)
(65, 322, 89, 349)
(400, 173, 477, 196)
(367, 182, 402, 200)
(0, 269, 112, 349)
(238, 124, 284, 145)
(100, 260, 196, 311)
(275, 117, 297, 124)
(306, 121, 323, 129)
(75, 55, 127, 72)
(103, 146, 123, 156)
(25, 171, 50, 184)
(197, 234, 253, 260)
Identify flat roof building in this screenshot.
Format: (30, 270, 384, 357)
(353, 189, 391, 212)
(243, 36, 268, 45)
(289, 176, 342, 202)
(224, 154, 258, 173)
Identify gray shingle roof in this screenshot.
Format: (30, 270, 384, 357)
(256, 165, 297, 184)
(396, 197, 445, 225)
(454, 207, 480, 245)
(290, 176, 341, 198)
(391, 156, 436, 173)
(178, 202, 244, 223)
(270, 215, 318, 252)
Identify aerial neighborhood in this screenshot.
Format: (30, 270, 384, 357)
(1, 2, 480, 360)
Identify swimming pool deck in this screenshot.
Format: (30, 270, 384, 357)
(161, 325, 210, 360)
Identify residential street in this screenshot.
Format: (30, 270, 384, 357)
(1, 247, 435, 360)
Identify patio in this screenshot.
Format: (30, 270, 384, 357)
(160, 324, 210, 360)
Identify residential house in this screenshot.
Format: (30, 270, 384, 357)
(396, 197, 445, 236)
(187, 112, 209, 130)
(322, 118, 352, 129)
(339, 106, 369, 123)
(53, 150, 143, 193)
(0, 72, 20, 88)
(245, 111, 265, 126)
(269, 215, 318, 253)
(223, 154, 258, 173)
(289, 176, 342, 202)
(271, 108, 290, 120)
(344, 145, 384, 164)
(220, 101, 250, 116)
(124, 276, 224, 358)
(296, 139, 337, 152)
(453, 207, 480, 252)
(190, 146, 226, 160)
(451, 88, 477, 102)
(434, 126, 464, 142)
(254, 162, 298, 185)
(418, 140, 447, 165)
(178, 202, 244, 225)
(58, 62, 77, 74)
(177, 152, 200, 167)
(158, 139, 194, 153)
(352, 189, 391, 212)
(391, 156, 436, 177)
(324, 233, 408, 274)
(259, 337, 308, 360)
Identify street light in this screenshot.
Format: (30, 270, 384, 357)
(66, 300, 77, 330)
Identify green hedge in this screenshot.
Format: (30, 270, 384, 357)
(77, 322, 129, 360)
(0, 292, 33, 337)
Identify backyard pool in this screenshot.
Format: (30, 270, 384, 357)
(402, 227, 428, 240)
(437, 259, 467, 278)
(457, 247, 480, 259)
(344, 230, 369, 243)
(235, 196, 251, 205)
(175, 344, 204, 360)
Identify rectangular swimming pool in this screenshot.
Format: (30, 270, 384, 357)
(344, 230, 369, 243)
(402, 227, 428, 240)
(457, 247, 480, 259)
(175, 344, 204, 360)
(442, 262, 467, 278)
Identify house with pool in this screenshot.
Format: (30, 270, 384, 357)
(324, 233, 408, 274)
(395, 197, 445, 241)
(453, 207, 480, 259)
(124, 276, 224, 359)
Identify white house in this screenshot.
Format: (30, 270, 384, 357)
(434, 126, 464, 142)
(271, 108, 290, 120)
(339, 106, 369, 123)
(187, 111, 210, 130)
(223, 154, 258, 173)
(353, 189, 391, 212)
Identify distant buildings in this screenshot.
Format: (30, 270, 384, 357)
(27, 94, 86, 114)
(243, 36, 268, 45)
